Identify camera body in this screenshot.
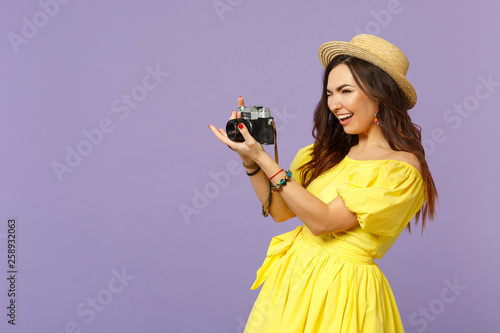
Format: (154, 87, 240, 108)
(226, 105, 275, 145)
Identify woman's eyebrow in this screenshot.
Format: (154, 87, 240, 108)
(326, 84, 355, 94)
(335, 84, 354, 91)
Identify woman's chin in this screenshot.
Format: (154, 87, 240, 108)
(342, 126, 358, 135)
(341, 123, 377, 136)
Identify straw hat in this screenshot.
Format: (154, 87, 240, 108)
(318, 34, 417, 109)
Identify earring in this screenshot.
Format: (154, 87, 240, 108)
(374, 110, 382, 126)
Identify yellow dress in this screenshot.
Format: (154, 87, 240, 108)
(244, 144, 426, 333)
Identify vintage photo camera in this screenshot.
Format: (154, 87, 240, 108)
(226, 105, 275, 145)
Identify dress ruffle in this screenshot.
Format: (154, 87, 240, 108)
(337, 157, 425, 237)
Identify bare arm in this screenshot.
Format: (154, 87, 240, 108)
(255, 152, 358, 235)
(208, 122, 359, 235)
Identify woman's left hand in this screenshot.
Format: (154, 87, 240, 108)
(208, 122, 267, 163)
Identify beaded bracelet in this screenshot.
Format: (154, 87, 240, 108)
(270, 170, 292, 192)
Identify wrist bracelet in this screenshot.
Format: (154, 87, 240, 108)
(269, 169, 284, 181)
(246, 167, 261, 176)
(270, 170, 292, 192)
(242, 161, 258, 168)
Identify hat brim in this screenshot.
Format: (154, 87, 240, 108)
(319, 41, 417, 109)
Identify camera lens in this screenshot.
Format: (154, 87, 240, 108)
(226, 119, 251, 142)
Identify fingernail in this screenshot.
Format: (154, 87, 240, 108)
(238, 123, 244, 129)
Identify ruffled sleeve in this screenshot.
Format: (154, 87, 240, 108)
(289, 144, 314, 186)
(336, 160, 426, 237)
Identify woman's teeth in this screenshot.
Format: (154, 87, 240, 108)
(338, 114, 353, 120)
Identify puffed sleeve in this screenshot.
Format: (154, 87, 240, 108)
(336, 161, 426, 237)
(289, 144, 314, 186)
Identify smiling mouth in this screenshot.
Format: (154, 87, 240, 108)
(338, 113, 353, 120)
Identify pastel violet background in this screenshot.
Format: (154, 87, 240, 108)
(1, 0, 499, 332)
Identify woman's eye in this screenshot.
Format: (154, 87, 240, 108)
(342, 89, 351, 94)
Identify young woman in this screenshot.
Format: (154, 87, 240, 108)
(209, 34, 437, 333)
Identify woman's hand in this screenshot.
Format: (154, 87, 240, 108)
(208, 111, 267, 164)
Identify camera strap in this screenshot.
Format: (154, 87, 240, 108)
(262, 121, 278, 217)
(272, 121, 278, 165)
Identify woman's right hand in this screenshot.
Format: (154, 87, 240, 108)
(208, 98, 267, 166)
(227, 110, 256, 164)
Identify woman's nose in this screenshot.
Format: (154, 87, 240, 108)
(328, 96, 342, 111)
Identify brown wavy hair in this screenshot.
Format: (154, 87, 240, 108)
(298, 55, 437, 233)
